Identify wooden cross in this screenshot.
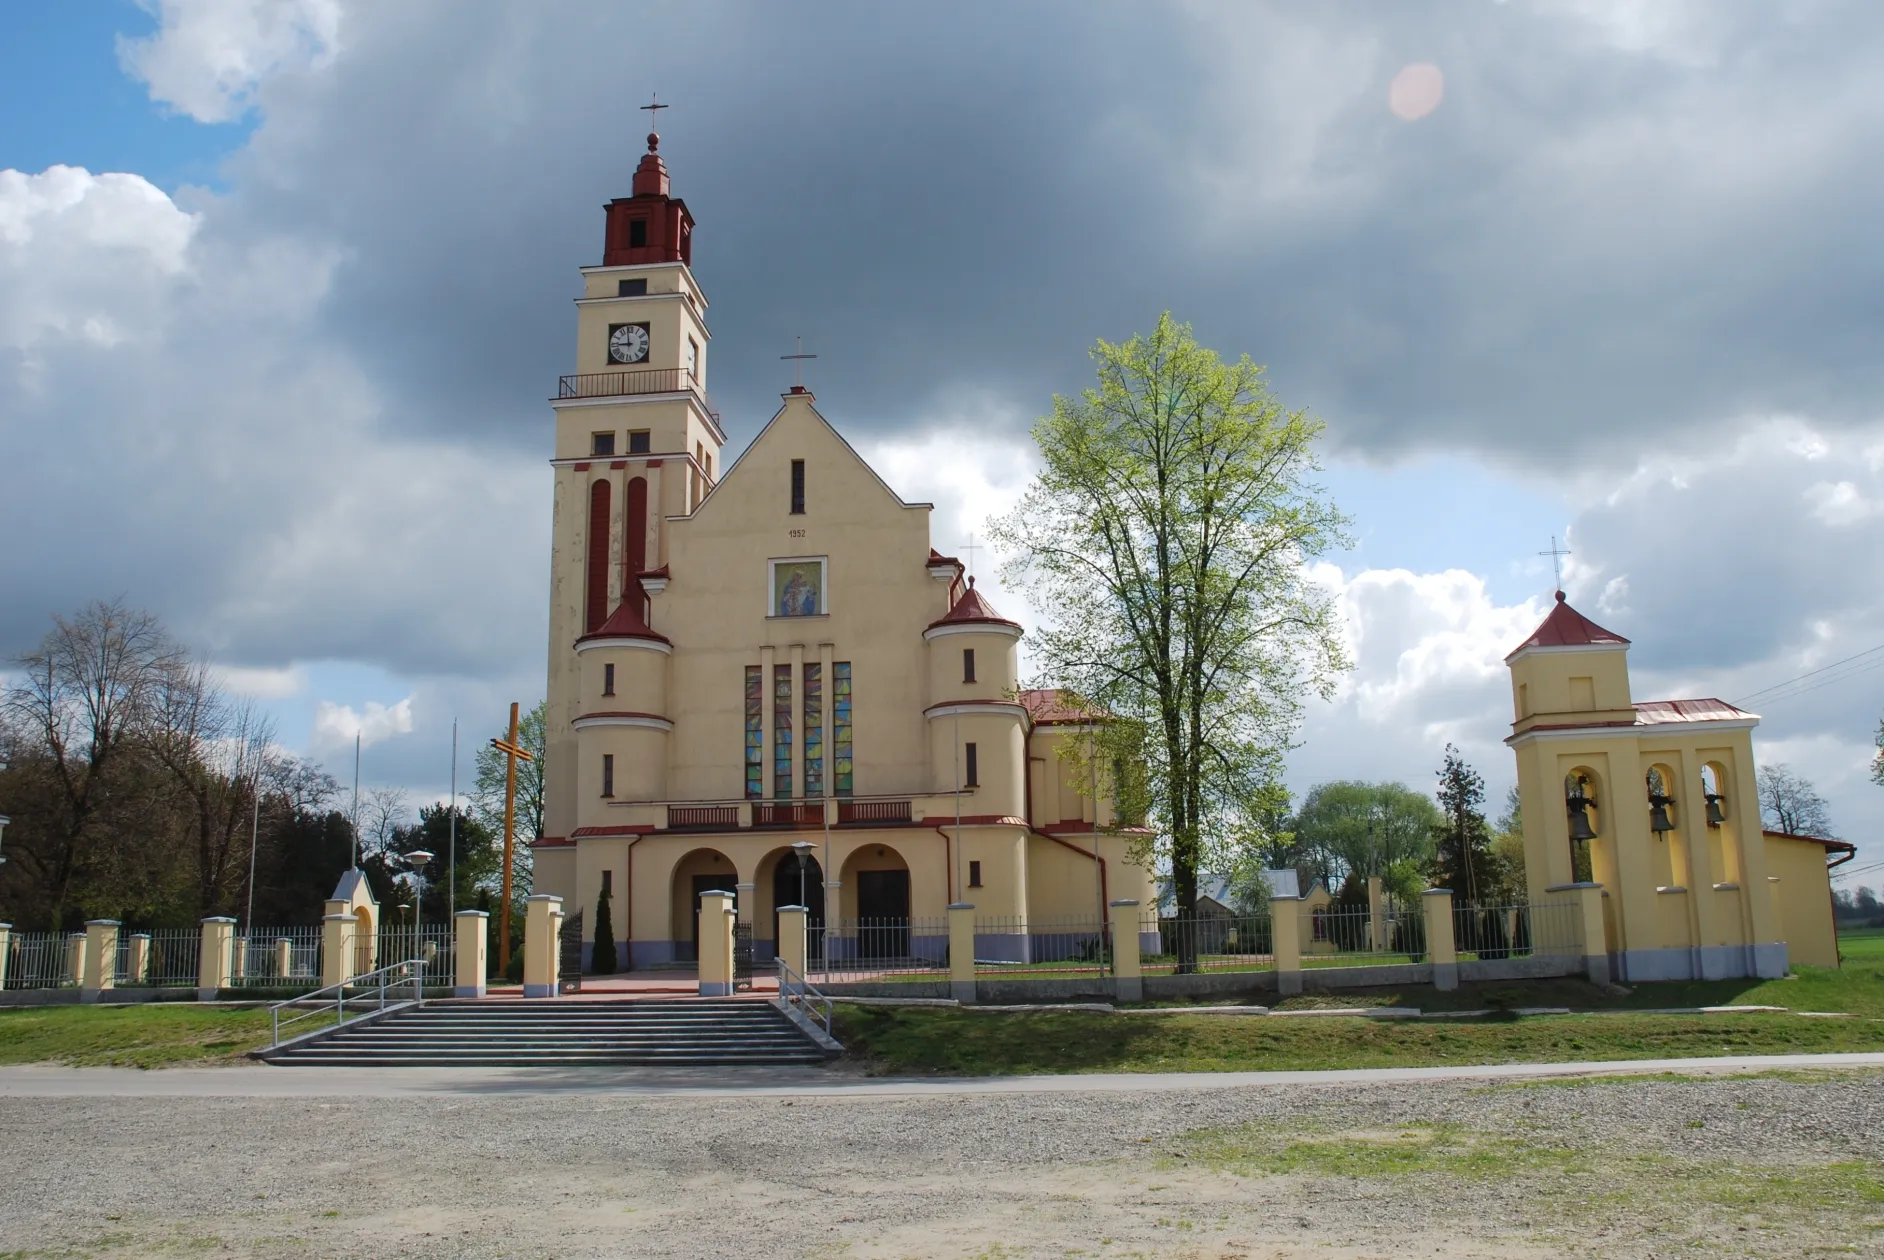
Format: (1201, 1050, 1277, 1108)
(781, 335, 817, 388)
(1538, 536, 1571, 592)
(490, 701, 536, 973)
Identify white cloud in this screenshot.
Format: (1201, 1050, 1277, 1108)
(212, 663, 308, 699)
(117, 0, 342, 124)
(312, 696, 414, 751)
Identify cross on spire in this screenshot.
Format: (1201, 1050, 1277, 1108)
(960, 533, 983, 581)
(781, 335, 817, 389)
(640, 93, 669, 150)
(1538, 535, 1571, 593)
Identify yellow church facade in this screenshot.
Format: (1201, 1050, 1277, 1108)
(1506, 593, 1848, 981)
(530, 132, 1155, 970)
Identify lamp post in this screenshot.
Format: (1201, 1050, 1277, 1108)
(790, 840, 815, 909)
(403, 849, 434, 963)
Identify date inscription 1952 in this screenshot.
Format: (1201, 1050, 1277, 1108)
(789, 529, 806, 538)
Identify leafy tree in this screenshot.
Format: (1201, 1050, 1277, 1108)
(1290, 781, 1440, 896)
(591, 885, 618, 975)
(990, 315, 1349, 970)
(389, 804, 497, 921)
(1758, 763, 1834, 838)
(1431, 745, 1497, 905)
(1485, 784, 1529, 904)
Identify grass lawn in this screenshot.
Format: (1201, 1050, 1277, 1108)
(1839, 925, 1884, 961)
(0, 1003, 290, 1068)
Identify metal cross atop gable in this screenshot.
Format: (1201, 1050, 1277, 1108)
(1538, 535, 1572, 592)
(959, 533, 983, 581)
(781, 336, 817, 389)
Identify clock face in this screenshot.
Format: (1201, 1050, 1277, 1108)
(608, 323, 651, 365)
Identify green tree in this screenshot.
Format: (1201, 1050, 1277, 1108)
(591, 885, 618, 975)
(1431, 745, 1496, 904)
(1289, 780, 1440, 899)
(472, 699, 547, 897)
(990, 314, 1350, 969)
(1486, 784, 1528, 903)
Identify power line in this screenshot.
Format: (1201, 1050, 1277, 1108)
(1734, 640, 1884, 708)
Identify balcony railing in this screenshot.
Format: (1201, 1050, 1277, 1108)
(667, 805, 739, 831)
(556, 368, 721, 427)
(838, 799, 912, 825)
(753, 802, 826, 828)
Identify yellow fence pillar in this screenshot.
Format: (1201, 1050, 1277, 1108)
(1367, 876, 1386, 952)
(1422, 889, 1458, 990)
(65, 933, 87, 988)
(0, 923, 11, 990)
(949, 902, 976, 1004)
(1550, 882, 1611, 987)
(274, 937, 292, 981)
(198, 916, 235, 1000)
(320, 913, 356, 988)
(1271, 895, 1303, 996)
(127, 933, 150, 984)
(82, 920, 119, 1000)
(776, 905, 808, 980)
(1110, 899, 1143, 1004)
(454, 909, 489, 999)
(523, 895, 564, 998)
(697, 891, 735, 997)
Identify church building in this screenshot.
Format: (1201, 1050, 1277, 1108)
(530, 130, 1156, 968)
(1505, 593, 1849, 980)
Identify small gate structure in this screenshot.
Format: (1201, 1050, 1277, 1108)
(558, 909, 584, 994)
(733, 922, 754, 992)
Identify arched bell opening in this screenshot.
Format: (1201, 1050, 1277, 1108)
(1645, 763, 1685, 887)
(1701, 762, 1743, 884)
(1563, 769, 1604, 885)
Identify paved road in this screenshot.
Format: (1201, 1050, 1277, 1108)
(3, 1049, 1881, 1098)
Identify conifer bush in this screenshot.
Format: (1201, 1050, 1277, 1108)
(591, 887, 618, 974)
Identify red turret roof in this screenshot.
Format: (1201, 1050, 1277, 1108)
(1505, 591, 1629, 661)
(577, 591, 670, 645)
(927, 576, 1022, 632)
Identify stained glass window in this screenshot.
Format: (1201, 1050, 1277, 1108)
(774, 664, 793, 799)
(744, 666, 763, 799)
(833, 661, 853, 797)
(804, 663, 824, 797)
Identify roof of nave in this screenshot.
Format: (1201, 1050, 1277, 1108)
(576, 591, 672, 645)
(1020, 687, 1102, 726)
(1505, 591, 1630, 661)
(1762, 829, 1857, 860)
(928, 576, 1023, 633)
(1632, 698, 1754, 725)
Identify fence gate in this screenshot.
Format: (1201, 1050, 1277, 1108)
(733, 923, 754, 992)
(559, 909, 584, 994)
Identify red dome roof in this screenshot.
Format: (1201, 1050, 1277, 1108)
(1505, 591, 1628, 661)
(577, 592, 670, 646)
(927, 577, 1022, 633)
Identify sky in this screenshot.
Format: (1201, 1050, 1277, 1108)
(3, 0, 1882, 885)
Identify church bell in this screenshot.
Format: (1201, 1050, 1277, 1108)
(1566, 777, 1597, 842)
(1647, 792, 1676, 835)
(1704, 792, 1727, 828)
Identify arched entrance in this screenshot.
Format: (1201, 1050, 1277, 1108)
(842, 843, 911, 961)
(669, 848, 737, 963)
(352, 904, 375, 977)
(769, 848, 825, 962)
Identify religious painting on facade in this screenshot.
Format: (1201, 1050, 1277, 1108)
(771, 558, 825, 617)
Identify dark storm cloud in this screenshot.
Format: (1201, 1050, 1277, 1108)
(216, 0, 1884, 459)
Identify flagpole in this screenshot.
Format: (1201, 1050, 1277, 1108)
(351, 731, 362, 869)
(448, 719, 458, 925)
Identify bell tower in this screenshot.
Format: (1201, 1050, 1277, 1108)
(542, 121, 723, 847)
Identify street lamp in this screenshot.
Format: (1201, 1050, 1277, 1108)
(790, 840, 815, 910)
(402, 849, 434, 963)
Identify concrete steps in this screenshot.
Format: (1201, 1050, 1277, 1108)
(261, 998, 836, 1067)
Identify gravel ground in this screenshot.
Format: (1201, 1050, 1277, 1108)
(0, 1069, 1879, 1258)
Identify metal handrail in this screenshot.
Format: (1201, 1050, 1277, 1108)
(776, 956, 832, 1036)
(267, 957, 426, 1048)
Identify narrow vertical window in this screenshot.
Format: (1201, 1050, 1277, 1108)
(790, 459, 806, 515)
(833, 661, 853, 797)
(601, 754, 615, 797)
(602, 869, 613, 894)
(773, 664, 794, 799)
(744, 666, 763, 799)
(803, 663, 824, 797)
(962, 648, 976, 683)
(969, 860, 982, 888)
(965, 742, 979, 788)
(603, 663, 615, 696)
(585, 479, 611, 633)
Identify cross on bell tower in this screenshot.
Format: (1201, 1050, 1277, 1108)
(603, 96, 693, 266)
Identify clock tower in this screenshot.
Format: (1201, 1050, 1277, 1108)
(541, 127, 723, 846)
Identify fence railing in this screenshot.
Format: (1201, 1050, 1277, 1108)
(837, 799, 911, 825)
(1454, 901, 1581, 961)
(137, 929, 204, 987)
(973, 915, 1109, 975)
(229, 928, 325, 986)
(1304, 902, 1427, 966)
(3, 931, 72, 989)
(376, 926, 454, 975)
(812, 916, 949, 979)
(1145, 912, 1275, 973)
(668, 805, 739, 830)
(778, 957, 832, 1035)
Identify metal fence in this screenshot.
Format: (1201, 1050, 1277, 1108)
(3, 931, 73, 989)
(812, 916, 949, 979)
(141, 928, 203, 986)
(1454, 901, 1582, 961)
(1303, 902, 1428, 968)
(230, 927, 325, 987)
(1145, 912, 1275, 973)
(376, 925, 454, 973)
(973, 915, 1109, 975)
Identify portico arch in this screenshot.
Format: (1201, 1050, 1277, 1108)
(837, 842, 913, 962)
(669, 847, 737, 962)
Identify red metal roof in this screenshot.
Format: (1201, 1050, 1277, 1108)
(1506, 591, 1630, 661)
(1021, 688, 1100, 725)
(927, 576, 1021, 632)
(576, 592, 671, 645)
(1632, 698, 1754, 725)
